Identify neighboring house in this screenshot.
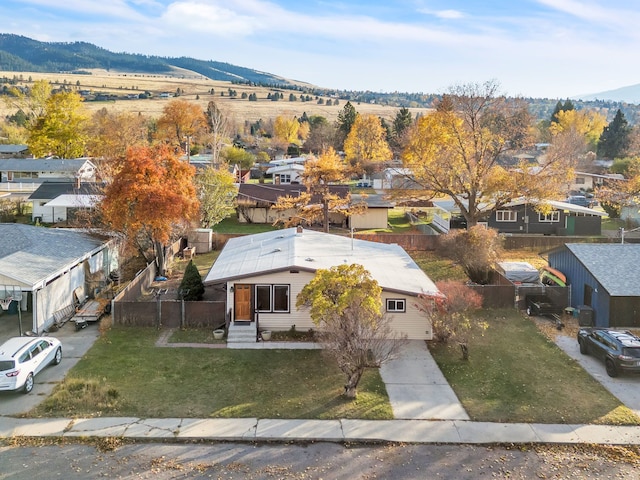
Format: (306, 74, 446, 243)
(0, 224, 117, 333)
(373, 168, 422, 190)
(230, 164, 252, 184)
(203, 227, 439, 339)
(236, 184, 393, 229)
(548, 244, 640, 328)
(28, 182, 103, 223)
(487, 199, 606, 235)
(266, 163, 305, 184)
(0, 158, 97, 191)
(569, 171, 624, 193)
(0, 144, 29, 158)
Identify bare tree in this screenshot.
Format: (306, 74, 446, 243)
(205, 101, 230, 166)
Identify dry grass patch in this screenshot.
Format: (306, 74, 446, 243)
(0, 69, 430, 122)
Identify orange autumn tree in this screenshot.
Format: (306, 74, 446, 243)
(100, 145, 199, 275)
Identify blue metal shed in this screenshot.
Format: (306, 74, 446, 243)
(548, 244, 640, 328)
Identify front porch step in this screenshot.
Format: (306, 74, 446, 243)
(227, 322, 258, 343)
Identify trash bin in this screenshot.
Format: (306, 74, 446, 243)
(8, 300, 18, 315)
(577, 305, 594, 327)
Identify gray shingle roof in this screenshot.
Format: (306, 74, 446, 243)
(0, 158, 93, 172)
(0, 145, 28, 154)
(28, 182, 103, 200)
(0, 224, 106, 288)
(565, 243, 640, 296)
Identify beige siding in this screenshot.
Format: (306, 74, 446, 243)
(382, 292, 432, 340)
(238, 207, 297, 224)
(228, 271, 316, 331)
(0, 274, 28, 288)
(351, 209, 389, 230)
(227, 272, 432, 340)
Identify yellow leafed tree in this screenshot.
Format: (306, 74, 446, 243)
(274, 147, 364, 232)
(402, 81, 572, 226)
(549, 109, 606, 151)
(273, 116, 301, 145)
(344, 114, 392, 169)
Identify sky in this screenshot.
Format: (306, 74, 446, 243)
(2, 0, 640, 99)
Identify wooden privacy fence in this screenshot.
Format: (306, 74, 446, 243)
(469, 284, 570, 310)
(113, 300, 226, 328)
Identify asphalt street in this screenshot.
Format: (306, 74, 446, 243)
(1, 441, 639, 479)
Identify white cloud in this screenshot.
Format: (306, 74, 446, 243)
(418, 8, 465, 20)
(161, 2, 262, 36)
(535, 0, 640, 31)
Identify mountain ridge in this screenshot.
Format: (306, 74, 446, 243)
(574, 83, 640, 104)
(0, 33, 300, 87)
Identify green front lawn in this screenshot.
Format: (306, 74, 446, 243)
(31, 327, 392, 420)
(430, 310, 640, 425)
(214, 216, 278, 234)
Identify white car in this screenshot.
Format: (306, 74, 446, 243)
(0, 337, 62, 393)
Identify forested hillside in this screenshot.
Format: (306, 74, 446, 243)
(1, 33, 640, 122)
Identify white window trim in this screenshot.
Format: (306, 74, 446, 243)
(539, 211, 560, 223)
(496, 210, 517, 222)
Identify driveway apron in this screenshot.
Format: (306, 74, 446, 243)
(555, 335, 640, 417)
(379, 340, 469, 420)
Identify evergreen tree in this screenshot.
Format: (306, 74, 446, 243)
(336, 101, 357, 137)
(392, 107, 413, 138)
(597, 109, 631, 159)
(179, 260, 204, 301)
(551, 99, 575, 124)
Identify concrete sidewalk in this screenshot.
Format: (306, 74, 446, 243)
(1, 416, 640, 445)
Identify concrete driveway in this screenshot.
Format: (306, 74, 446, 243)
(379, 340, 469, 420)
(555, 335, 640, 416)
(0, 321, 100, 416)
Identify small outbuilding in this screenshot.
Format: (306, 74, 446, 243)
(548, 243, 640, 328)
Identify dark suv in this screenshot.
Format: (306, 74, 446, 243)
(577, 328, 640, 377)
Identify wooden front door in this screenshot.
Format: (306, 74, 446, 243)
(234, 284, 252, 321)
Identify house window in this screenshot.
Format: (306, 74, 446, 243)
(273, 285, 289, 312)
(279, 174, 291, 184)
(496, 210, 517, 222)
(255, 284, 290, 313)
(539, 211, 560, 222)
(575, 177, 585, 184)
(256, 285, 271, 312)
(386, 298, 406, 313)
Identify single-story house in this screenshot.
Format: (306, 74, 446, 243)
(372, 168, 422, 190)
(28, 182, 103, 223)
(266, 163, 305, 184)
(203, 227, 439, 339)
(236, 183, 393, 229)
(0, 224, 117, 333)
(487, 199, 606, 235)
(548, 243, 640, 328)
(0, 144, 29, 158)
(569, 171, 624, 193)
(0, 158, 97, 190)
